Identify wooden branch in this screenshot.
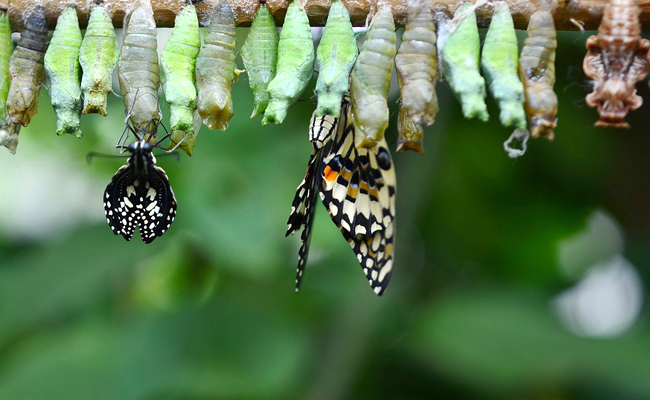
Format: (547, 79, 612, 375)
(0, 0, 645, 32)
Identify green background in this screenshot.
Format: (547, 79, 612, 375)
(0, 28, 649, 399)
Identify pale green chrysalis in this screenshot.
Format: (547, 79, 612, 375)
(44, 7, 83, 138)
(314, 0, 357, 117)
(79, 5, 119, 116)
(6, 5, 49, 127)
(118, 0, 161, 141)
(161, 3, 200, 155)
(0, 10, 20, 154)
(395, 0, 438, 128)
(440, 2, 488, 121)
(481, 2, 526, 129)
(240, 4, 278, 119)
(519, 10, 557, 140)
(195, 0, 238, 133)
(397, 104, 423, 154)
(262, 0, 314, 125)
(349, 2, 396, 149)
(0, 10, 12, 122)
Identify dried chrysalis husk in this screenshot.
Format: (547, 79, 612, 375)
(162, 4, 200, 155)
(396, 104, 424, 154)
(395, 0, 438, 127)
(79, 5, 119, 116)
(481, 2, 526, 129)
(349, 3, 396, 149)
(584, 0, 649, 128)
(6, 5, 49, 127)
(519, 10, 558, 140)
(195, 0, 238, 132)
(241, 4, 278, 119)
(0, 11, 20, 153)
(0, 121, 20, 154)
(44, 7, 83, 138)
(440, 2, 488, 122)
(315, 0, 357, 117)
(262, 0, 314, 125)
(118, 0, 161, 142)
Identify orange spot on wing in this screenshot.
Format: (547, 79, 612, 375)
(324, 166, 339, 182)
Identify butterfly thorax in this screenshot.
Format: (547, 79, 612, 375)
(127, 141, 157, 178)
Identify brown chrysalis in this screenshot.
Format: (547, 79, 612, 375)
(583, 0, 650, 129)
(6, 5, 49, 127)
(519, 10, 557, 141)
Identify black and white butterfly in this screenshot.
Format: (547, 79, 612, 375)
(103, 119, 178, 243)
(287, 96, 397, 296)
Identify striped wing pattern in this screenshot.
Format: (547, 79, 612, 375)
(287, 98, 397, 295)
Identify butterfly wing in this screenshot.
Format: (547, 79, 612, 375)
(320, 99, 397, 295)
(139, 166, 177, 243)
(286, 150, 323, 291)
(309, 111, 337, 151)
(320, 101, 395, 238)
(104, 164, 138, 241)
(104, 163, 176, 243)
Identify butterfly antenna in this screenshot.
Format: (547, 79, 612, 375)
(87, 151, 130, 165)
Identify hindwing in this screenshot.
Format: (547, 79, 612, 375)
(104, 164, 177, 243)
(287, 97, 397, 295)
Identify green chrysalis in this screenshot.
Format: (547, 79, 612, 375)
(314, 0, 357, 117)
(79, 4, 119, 116)
(6, 5, 49, 127)
(44, 7, 83, 138)
(0, 10, 20, 154)
(349, 3, 396, 149)
(161, 3, 200, 155)
(240, 4, 278, 119)
(440, 2, 488, 122)
(0, 10, 12, 122)
(118, 0, 161, 141)
(480, 2, 526, 129)
(519, 9, 557, 140)
(262, 0, 314, 125)
(397, 104, 424, 154)
(195, 0, 238, 133)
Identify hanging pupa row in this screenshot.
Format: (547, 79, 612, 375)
(3, 1, 568, 155)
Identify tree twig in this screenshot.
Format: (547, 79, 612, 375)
(1, 0, 630, 32)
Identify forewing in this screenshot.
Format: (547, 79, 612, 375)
(104, 164, 176, 243)
(139, 166, 177, 243)
(104, 165, 138, 241)
(320, 103, 395, 238)
(320, 99, 397, 295)
(286, 150, 322, 291)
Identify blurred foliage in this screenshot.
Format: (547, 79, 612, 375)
(0, 28, 650, 400)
